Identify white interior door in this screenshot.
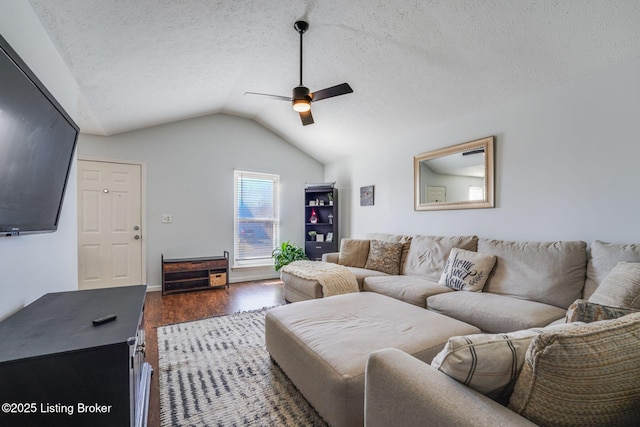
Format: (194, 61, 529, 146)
(426, 185, 446, 203)
(77, 160, 143, 289)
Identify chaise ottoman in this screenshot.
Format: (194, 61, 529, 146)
(281, 260, 382, 303)
(265, 292, 480, 427)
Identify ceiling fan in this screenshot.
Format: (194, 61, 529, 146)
(245, 20, 353, 126)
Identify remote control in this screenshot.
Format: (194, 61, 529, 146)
(92, 314, 117, 326)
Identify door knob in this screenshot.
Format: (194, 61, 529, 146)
(134, 235, 140, 240)
(133, 225, 140, 230)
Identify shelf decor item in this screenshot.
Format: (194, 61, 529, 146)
(309, 208, 318, 224)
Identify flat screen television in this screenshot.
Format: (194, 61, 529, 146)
(0, 34, 79, 236)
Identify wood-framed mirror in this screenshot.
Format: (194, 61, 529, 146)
(414, 136, 494, 211)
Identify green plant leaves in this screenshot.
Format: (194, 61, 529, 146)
(272, 241, 308, 271)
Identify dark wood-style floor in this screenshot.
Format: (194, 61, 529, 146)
(144, 279, 285, 427)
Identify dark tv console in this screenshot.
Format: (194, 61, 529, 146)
(0, 285, 152, 427)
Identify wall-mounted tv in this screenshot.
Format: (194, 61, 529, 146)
(0, 34, 79, 236)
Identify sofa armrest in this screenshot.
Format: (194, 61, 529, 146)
(321, 252, 340, 264)
(365, 348, 536, 427)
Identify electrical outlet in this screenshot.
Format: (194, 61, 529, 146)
(161, 214, 172, 223)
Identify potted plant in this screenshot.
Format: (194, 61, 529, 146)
(272, 241, 308, 271)
(307, 231, 317, 241)
(327, 192, 334, 206)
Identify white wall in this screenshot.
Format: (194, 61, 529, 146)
(78, 114, 324, 288)
(0, 0, 79, 320)
(327, 57, 640, 244)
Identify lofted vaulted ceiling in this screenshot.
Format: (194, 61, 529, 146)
(28, 0, 640, 163)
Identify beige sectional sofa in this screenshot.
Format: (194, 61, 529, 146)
(270, 235, 640, 426)
(322, 234, 588, 333)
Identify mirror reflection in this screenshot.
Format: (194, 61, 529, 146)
(414, 136, 494, 211)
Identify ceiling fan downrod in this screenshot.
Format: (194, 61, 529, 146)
(294, 21, 308, 86)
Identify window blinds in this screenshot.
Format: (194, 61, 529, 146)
(233, 170, 280, 267)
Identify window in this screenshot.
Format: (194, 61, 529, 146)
(469, 186, 484, 201)
(233, 170, 280, 267)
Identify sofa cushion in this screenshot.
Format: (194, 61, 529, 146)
(364, 240, 403, 274)
(565, 299, 639, 323)
(427, 292, 567, 333)
(588, 262, 640, 309)
(363, 275, 453, 307)
(341, 266, 389, 290)
(431, 322, 582, 401)
(338, 238, 370, 268)
(584, 240, 640, 300)
(403, 235, 478, 281)
(478, 239, 587, 309)
(438, 248, 496, 292)
(509, 312, 640, 426)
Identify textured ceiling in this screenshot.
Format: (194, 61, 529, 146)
(28, 0, 640, 163)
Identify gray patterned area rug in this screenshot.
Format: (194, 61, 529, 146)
(157, 308, 328, 427)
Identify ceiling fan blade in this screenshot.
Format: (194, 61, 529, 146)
(244, 92, 292, 102)
(299, 110, 314, 126)
(311, 83, 353, 102)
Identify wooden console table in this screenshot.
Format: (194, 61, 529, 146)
(161, 251, 229, 295)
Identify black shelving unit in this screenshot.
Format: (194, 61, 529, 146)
(305, 183, 338, 260)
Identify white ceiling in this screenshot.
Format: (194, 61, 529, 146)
(28, 0, 640, 163)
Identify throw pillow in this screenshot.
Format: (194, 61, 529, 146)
(565, 298, 639, 323)
(366, 233, 413, 272)
(431, 322, 581, 401)
(438, 248, 496, 291)
(584, 240, 640, 300)
(337, 239, 370, 268)
(364, 240, 403, 275)
(509, 312, 640, 426)
(588, 262, 640, 309)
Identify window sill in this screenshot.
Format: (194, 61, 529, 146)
(231, 263, 274, 271)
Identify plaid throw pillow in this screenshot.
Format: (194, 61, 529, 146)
(431, 323, 582, 401)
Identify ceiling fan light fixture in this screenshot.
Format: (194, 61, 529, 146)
(293, 98, 311, 112)
(292, 85, 311, 112)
